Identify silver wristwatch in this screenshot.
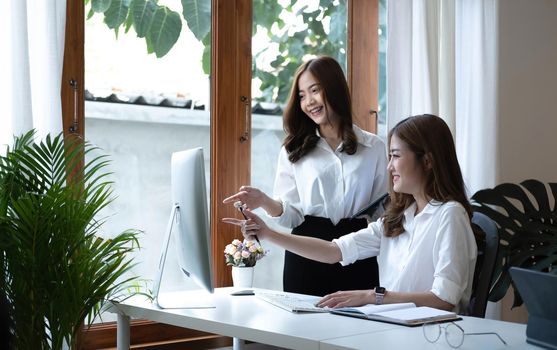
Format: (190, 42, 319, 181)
(375, 286, 386, 305)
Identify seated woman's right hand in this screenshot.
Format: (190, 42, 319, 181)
(222, 186, 268, 210)
(316, 290, 373, 309)
(222, 209, 270, 241)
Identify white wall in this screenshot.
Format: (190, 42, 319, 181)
(495, 0, 557, 323)
(497, 0, 557, 183)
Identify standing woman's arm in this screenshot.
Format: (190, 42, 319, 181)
(223, 209, 342, 264)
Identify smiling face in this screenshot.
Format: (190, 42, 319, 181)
(298, 70, 334, 127)
(388, 135, 427, 198)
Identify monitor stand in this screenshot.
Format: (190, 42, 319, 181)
(152, 204, 215, 309)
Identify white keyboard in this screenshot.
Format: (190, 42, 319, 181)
(256, 291, 328, 313)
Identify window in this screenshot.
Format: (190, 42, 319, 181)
(84, 1, 212, 315)
(61, 0, 380, 347)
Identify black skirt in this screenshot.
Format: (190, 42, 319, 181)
(283, 215, 379, 296)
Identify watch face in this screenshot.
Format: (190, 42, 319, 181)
(375, 286, 386, 294)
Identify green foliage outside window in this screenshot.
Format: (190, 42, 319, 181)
(86, 0, 347, 105)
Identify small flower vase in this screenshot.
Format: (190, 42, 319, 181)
(231, 266, 254, 288)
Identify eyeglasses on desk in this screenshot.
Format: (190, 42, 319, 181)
(422, 321, 507, 348)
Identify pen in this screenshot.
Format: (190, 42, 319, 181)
(234, 201, 261, 244)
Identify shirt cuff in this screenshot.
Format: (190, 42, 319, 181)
(431, 276, 462, 306)
(333, 236, 358, 266)
(264, 199, 294, 228)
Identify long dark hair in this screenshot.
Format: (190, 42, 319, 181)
(283, 56, 358, 163)
(382, 114, 471, 237)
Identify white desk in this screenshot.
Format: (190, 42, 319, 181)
(109, 288, 398, 350)
(109, 288, 533, 350)
(320, 316, 534, 350)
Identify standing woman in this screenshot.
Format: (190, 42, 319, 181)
(223, 56, 388, 296)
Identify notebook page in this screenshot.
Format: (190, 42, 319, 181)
(336, 302, 416, 315)
(374, 306, 455, 321)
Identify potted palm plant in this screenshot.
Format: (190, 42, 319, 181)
(0, 131, 144, 349)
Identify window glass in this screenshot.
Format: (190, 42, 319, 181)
(250, 0, 347, 290)
(84, 0, 211, 321)
(378, 0, 388, 139)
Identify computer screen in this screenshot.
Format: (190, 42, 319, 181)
(153, 147, 214, 308)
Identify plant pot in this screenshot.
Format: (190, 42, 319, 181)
(231, 266, 254, 288)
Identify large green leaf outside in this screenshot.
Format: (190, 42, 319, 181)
(92, 0, 111, 13)
(104, 0, 131, 29)
(148, 6, 182, 58)
(181, 0, 210, 41)
(131, 0, 157, 38)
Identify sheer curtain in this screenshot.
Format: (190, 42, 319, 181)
(387, 0, 499, 318)
(387, 0, 497, 194)
(0, 0, 66, 150)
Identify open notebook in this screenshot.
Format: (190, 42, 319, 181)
(330, 302, 459, 326)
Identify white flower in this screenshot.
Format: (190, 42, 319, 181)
(224, 244, 236, 255)
(224, 239, 268, 267)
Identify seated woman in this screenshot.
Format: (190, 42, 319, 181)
(223, 114, 477, 312)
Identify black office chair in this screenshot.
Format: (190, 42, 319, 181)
(466, 211, 499, 318)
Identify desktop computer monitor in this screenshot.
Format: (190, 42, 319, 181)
(153, 147, 214, 308)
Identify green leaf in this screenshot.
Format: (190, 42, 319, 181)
(200, 33, 211, 73)
(181, 0, 211, 41)
(145, 34, 154, 54)
(91, 0, 112, 13)
(148, 6, 182, 58)
(253, 0, 283, 30)
(131, 0, 157, 38)
(104, 0, 131, 29)
(328, 4, 346, 43)
(124, 8, 134, 33)
(87, 6, 96, 20)
(471, 179, 557, 306)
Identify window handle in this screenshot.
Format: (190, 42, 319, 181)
(69, 79, 79, 134)
(240, 95, 250, 143)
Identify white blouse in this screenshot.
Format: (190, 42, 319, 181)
(333, 200, 477, 312)
(270, 125, 388, 228)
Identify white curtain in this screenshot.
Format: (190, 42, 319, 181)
(387, 0, 499, 319)
(387, 0, 498, 195)
(0, 0, 66, 151)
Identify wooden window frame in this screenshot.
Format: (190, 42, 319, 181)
(61, 0, 378, 347)
(348, 0, 379, 134)
(210, 0, 252, 288)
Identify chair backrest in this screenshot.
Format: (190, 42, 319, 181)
(467, 211, 499, 318)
